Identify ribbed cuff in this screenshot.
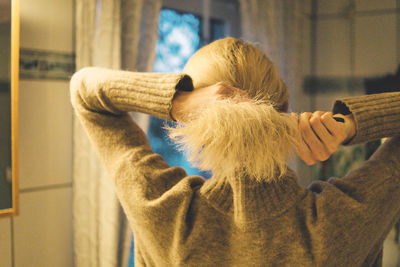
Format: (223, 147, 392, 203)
(333, 92, 400, 145)
(104, 71, 193, 121)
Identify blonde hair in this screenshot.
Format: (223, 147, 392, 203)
(183, 37, 288, 111)
(168, 37, 299, 182)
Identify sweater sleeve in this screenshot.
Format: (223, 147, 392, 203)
(70, 67, 205, 257)
(304, 92, 400, 266)
(333, 91, 400, 145)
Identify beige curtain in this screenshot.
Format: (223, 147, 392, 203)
(239, 0, 311, 184)
(73, 0, 162, 266)
(240, 0, 307, 115)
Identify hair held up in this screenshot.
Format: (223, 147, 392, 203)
(167, 37, 299, 183)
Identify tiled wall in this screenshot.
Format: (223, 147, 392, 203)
(308, 0, 400, 266)
(309, 0, 399, 111)
(0, 0, 74, 266)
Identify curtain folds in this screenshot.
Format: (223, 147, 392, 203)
(239, 0, 305, 112)
(73, 1, 162, 266)
(239, 0, 310, 182)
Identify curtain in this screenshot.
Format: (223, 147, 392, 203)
(73, 0, 162, 266)
(239, 0, 309, 183)
(240, 0, 306, 115)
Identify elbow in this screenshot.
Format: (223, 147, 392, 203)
(70, 67, 87, 109)
(69, 67, 99, 110)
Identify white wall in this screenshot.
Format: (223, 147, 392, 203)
(0, 0, 74, 266)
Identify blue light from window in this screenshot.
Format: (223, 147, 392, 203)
(154, 9, 200, 73)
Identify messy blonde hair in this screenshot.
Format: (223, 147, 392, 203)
(168, 37, 299, 182)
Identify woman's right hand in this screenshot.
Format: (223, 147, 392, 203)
(171, 82, 248, 122)
(292, 111, 356, 166)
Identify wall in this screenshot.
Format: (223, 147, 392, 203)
(309, 0, 399, 109)
(0, 0, 74, 266)
(309, 0, 400, 266)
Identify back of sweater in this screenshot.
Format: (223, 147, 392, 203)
(70, 67, 400, 267)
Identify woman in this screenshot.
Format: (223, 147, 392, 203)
(70, 37, 400, 266)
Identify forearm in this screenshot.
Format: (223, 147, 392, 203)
(69, 67, 193, 176)
(305, 110, 400, 264)
(295, 92, 399, 166)
(70, 67, 192, 121)
(333, 92, 400, 145)
(325, 93, 400, 246)
(70, 68, 202, 238)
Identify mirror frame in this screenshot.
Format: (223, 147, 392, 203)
(0, 0, 19, 218)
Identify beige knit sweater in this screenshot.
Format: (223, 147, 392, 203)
(70, 67, 400, 267)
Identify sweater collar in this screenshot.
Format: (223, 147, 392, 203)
(199, 168, 307, 226)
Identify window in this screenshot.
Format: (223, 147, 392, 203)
(153, 9, 201, 73)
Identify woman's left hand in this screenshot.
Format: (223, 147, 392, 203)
(292, 111, 355, 166)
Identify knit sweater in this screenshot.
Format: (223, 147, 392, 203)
(70, 67, 400, 267)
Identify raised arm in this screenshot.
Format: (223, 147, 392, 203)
(333, 91, 400, 145)
(70, 67, 191, 166)
(301, 92, 400, 266)
(70, 67, 250, 261)
(70, 67, 205, 240)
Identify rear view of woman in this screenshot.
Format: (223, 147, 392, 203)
(70, 37, 400, 266)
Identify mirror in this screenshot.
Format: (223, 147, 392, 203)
(0, 0, 19, 217)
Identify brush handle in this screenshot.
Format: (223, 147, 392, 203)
(332, 114, 356, 143)
(333, 117, 345, 123)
